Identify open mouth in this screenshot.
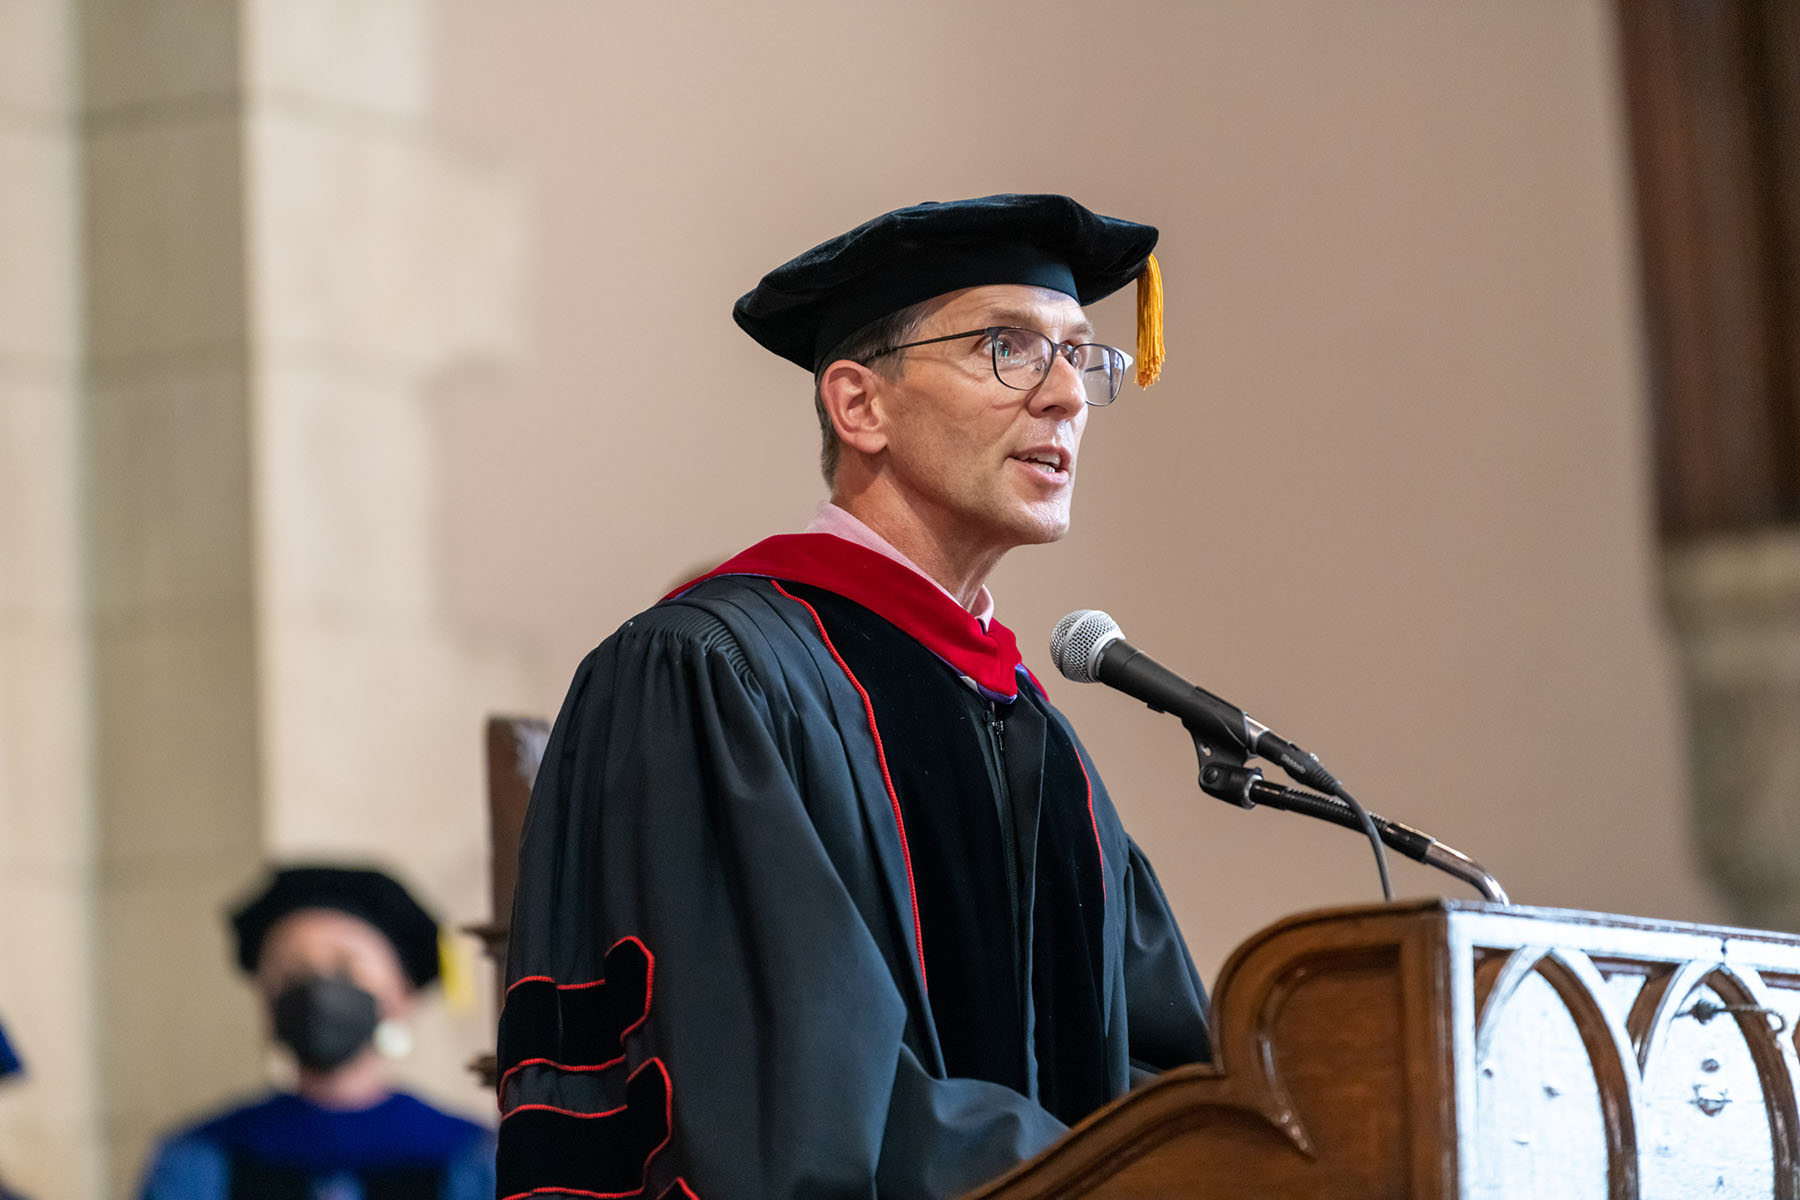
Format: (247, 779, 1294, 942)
(1012, 448, 1069, 476)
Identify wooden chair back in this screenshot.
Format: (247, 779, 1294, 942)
(468, 714, 549, 1088)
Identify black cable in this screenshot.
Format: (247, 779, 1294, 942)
(1197, 762, 1395, 900)
(1331, 785, 1393, 901)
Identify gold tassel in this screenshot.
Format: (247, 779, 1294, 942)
(438, 929, 474, 1014)
(1135, 252, 1164, 389)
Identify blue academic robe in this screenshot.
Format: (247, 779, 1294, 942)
(137, 1091, 494, 1200)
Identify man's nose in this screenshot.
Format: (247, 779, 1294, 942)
(1028, 351, 1086, 416)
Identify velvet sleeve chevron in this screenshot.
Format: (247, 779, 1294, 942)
(495, 938, 664, 1197)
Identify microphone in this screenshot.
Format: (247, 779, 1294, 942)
(1049, 610, 1513, 904)
(1049, 609, 1342, 795)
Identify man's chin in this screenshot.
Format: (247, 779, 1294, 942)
(960, 499, 1073, 555)
(1009, 510, 1072, 547)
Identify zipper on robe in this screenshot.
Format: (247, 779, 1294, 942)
(984, 701, 1030, 1072)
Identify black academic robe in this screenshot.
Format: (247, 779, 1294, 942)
(497, 535, 1211, 1200)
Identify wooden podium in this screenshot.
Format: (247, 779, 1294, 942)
(967, 900, 1800, 1199)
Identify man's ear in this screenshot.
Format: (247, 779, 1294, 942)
(818, 360, 889, 457)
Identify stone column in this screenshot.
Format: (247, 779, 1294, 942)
(1665, 534, 1800, 931)
(237, 0, 532, 1126)
(79, 2, 269, 1193)
(0, 4, 533, 1196)
(1617, 2, 1800, 932)
(0, 3, 102, 1197)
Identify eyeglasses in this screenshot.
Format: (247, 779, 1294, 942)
(863, 326, 1133, 406)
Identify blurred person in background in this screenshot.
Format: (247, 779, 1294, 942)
(137, 865, 494, 1200)
(0, 1015, 30, 1200)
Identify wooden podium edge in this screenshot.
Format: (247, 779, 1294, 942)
(962, 899, 1452, 1199)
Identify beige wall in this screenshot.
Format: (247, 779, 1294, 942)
(434, 0, 1724, 987)
(0, 1, 1729, 1196)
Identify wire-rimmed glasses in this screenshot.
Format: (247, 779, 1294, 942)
(864, 326, 1133, 406)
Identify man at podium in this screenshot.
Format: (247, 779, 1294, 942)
(498, 195, 1214, 1198)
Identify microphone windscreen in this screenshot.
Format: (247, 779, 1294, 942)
(1050, 609, 1121, 684)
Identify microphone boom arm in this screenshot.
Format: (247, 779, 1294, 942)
(1195, 758, 1511, 904)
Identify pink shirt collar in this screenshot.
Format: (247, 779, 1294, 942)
(803, 502, 996, 629)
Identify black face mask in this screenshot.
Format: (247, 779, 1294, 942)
(271, 975, 380, 1072)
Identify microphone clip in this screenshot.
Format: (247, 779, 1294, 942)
(1198, 759, 1264, 810)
